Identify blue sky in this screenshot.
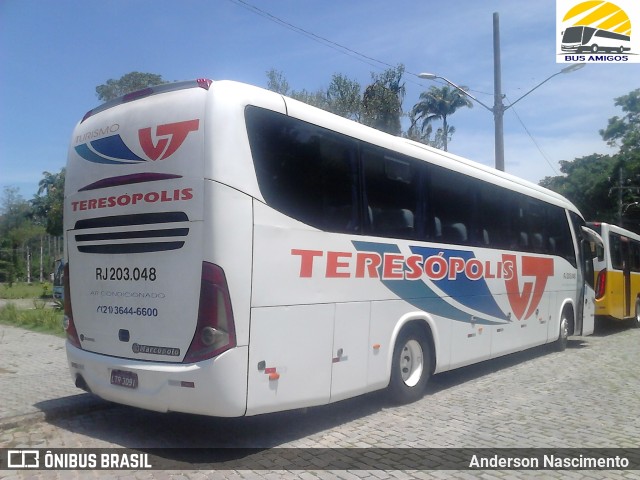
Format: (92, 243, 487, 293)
(1, 0, 639, 201)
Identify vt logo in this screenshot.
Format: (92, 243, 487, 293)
(139, 119, 200, 161)
(503, 254, 555, 321)
(75, 119, 200, 165)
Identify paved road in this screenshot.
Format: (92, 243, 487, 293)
(1, 319, 639, 479)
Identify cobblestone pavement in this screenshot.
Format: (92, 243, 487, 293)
(1, 320, 640, 479)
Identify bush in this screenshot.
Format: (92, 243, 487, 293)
(0, 302, 64, 336)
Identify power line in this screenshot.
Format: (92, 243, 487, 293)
(227, 0, 498, 98)
(228, 0, 557, 176)
(227, 0, 398, 73)
(505, 96, 560, 177)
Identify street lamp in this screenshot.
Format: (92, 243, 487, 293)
(418, 62, 585, 172)
(418, 13, 585, 172)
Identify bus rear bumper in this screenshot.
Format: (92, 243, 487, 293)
(65, 342, 249, 417)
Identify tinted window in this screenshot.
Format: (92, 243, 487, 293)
(363, 147, 421, 239)
(610, 234, 623, 269)
(428, 166, 477, 246)
(246, 107, 359, 233)
(245, 106, 577, 262)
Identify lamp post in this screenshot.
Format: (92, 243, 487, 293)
(418, 13, 585, 171)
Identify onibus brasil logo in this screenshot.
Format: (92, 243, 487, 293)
(558, 0, 638, 63)
(74, 119, 199, 165)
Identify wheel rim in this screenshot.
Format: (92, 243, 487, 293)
(399, 339, 424, 387)
(560, 317, 569, 342)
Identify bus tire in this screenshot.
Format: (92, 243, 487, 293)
(554, 311, 570, 352)
(388, 325, 431, 404)
(633, 298, 640, 329)
(591, 44, 599, 53)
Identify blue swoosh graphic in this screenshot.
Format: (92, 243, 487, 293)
(352, 240, 506, 326)
(75, 134, 145, 165)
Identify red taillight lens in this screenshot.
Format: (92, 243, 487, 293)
(63, 263, 82, 349)
(183, 262, 236, 363)
(595, 269, 606, 300)
(197, 78, 213, 90)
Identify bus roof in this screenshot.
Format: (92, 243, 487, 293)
(75, 78, 582, 218)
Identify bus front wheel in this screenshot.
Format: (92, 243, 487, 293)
(388, 325, 431, 403)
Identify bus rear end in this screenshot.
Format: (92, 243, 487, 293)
(64, 80, 248, 416)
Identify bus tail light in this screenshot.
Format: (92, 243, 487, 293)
(595, 269, 607, 300)
(63, 263, 82, 349)
(184, 262, 236, 363)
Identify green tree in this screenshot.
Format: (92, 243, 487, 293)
(266, 69, 291, 95)
(0, 187, 32, 283)
(265, 70, 362, 122)
(362, 65, 406, 135)
(326, 73, 362, 122)
(600, 88, 640, 154)
(540, 154, 616, 222)
(32, 169, 65, 237)
(541, 88, 640, 232)
(96, 72, 167, 102)
(411, 85, 473, 152)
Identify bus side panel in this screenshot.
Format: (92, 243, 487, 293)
(447, 315, 491, 370)
(602, 271, 625, 320)
(246, 304, 333, 416)
(203, 181, 253, 346)
(582, 287, 595, 335)
(330, 301, 371, 402)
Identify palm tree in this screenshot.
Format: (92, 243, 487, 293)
(411, 85, 473, 151)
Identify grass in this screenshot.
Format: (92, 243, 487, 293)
(0, 282, 64, 336)
(0, 282, 53, 299)
(0, 302, 65, 336)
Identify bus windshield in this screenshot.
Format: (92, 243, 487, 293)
(562, 27, 584, 43)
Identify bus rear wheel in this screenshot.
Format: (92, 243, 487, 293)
(554, 313, 570, 351)
(388, 325, 431, 403)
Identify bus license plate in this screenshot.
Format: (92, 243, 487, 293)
(110, 369, 138, 389)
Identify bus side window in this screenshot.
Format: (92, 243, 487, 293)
(478, 186, 508, 249)
(427, 165, 475, 247)
(631, 241, 640, 272)
(362, 148, 420, 239)
(246, 106, 359, 234)
(610, 234, 623, 269)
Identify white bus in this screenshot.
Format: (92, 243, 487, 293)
(64, 79, 600, 417)
(561, 26, 630, 54)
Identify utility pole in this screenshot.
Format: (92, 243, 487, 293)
(619, 167, 624, 225)
(420, 13, 583, 172)
(493, 12, 505, 172)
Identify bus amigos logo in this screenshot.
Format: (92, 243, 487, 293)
(557, 0, 639, 63)
(74, 119, 200, 165)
